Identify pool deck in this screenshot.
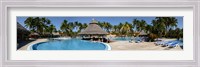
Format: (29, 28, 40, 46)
(18, 38, 182, 50)
(107, 41, 182, 50)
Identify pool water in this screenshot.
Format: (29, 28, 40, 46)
(31, 39, 110, 50)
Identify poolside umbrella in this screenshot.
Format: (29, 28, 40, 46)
(140, 31, 147, 35)
(139, 31, 148, 36)
(53, 32, 60, 36)
(78, 19, 108, 35)
(29, 32, 39, 38)
(52, 32, 60, 37)
(30, 33, 39, 35)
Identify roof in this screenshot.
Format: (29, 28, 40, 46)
(78, 19, 108, 35)
(139, 31, 148, 35)
(30, 33, 39, 35)
(53, 32, 60, 35)
(17, 22, 30, 33)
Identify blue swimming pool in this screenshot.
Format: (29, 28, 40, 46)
(29, 39, 111, 50)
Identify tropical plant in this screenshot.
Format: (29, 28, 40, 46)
(132, 19, 140, 32)
(48, 24, 56, 34)
(82, 23, 88, 30)
(60, 20, 70, 36)
(132, 19, 147, 36)
(104, 22, 113, 33)
(120, 22, 133, 36)
(24, 17, 52, 35)
(155, 17, 178, 36)
(24, 17, 35, 32)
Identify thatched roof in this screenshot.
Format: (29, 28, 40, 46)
(139, 31, 148, 35)
(78, 19, 108, 35)
(17, 22, 29, 33)
(30, 33, 39, 35)
(53, 32, 60, 35)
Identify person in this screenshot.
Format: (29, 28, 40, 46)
(107, 38, 110, 43)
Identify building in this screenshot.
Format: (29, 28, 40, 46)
(78, 19, 109, 42)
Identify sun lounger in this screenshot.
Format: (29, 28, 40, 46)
(168, 41, 182, 48)
(163, 41, 174, 46)
(168, 41, 179, 47)
(129, 39, 134, 43)
(155, 41, 166, 45)
(135, 39, 142, 43)
(178, 42, 183, 46)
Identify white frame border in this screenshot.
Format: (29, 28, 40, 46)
(0, 0, 199, 67)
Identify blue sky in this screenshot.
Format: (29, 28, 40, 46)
(17, 17, 183, 30)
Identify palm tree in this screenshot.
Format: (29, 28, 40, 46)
(104, 22, 112, 33)
(155, 17, 178, 36)
(116, 23, 123, 35)
(144, 17, 178, 41)
(74, 21, 79, 31)
(41, 17, 51, 25)
(60, 20, 70, 36)
(145, 25, 152, 33)
(120, 22, 132, 36)
(48, 24, 56, 34)
(168, 17, 178, 30)
(34, 17, 42, 34)
(132, 19, 147, 36)
(24, 17, 35, 32)
(60, 20, 79, 37)
(151, 19, 165, 38)
(24, 17, 52, 35)
(175, 28, 183, 40)
(97, 21, 103, 28)
(102, 22, 107, 31)
(82, 23, 88, 30)
(132, 19, 140, 32)
(77, 22, 83, 33)
(144, 23, 161, 42)
(112, 25, 118, 34)
(46, 24, 56, 37)
(138, 20, 147, 32)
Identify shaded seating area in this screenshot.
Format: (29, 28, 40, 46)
(29, 33, 39, 40)
(82, 37, 110, 43)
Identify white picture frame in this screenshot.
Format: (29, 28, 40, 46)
(0, 0, 200, 67)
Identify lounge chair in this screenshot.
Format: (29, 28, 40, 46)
(168, 41, 182, 48)
(155, 41, 166, 45)
(135, 39, 142, 43)
(163, 41, 174, 46)
(168, 41, 180, 47)
(155, 41, 161, 45)
(129, 39, 134, 43)
(164, 40, 180, 46)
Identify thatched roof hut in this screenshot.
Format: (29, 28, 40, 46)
(53, 32, 60, 36)
(78, 19, 108, 35)
(17, 22, 30, 40)
(17, 22, 29, 33)
(139, 31, 148, 36)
